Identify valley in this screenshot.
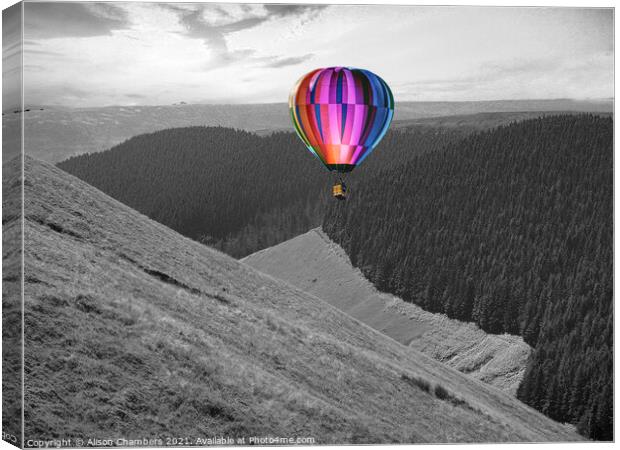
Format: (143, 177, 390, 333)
(243, 228, 530, 395)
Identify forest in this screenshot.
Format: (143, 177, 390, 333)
(58, 125, 459, 257)
(58, 114, 613, 440)
(323, 114, 613, 440)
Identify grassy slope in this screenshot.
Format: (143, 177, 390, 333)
(2, 157, 23, 442)
(16, 157, 581, 443)
(243, 229, 530, 396)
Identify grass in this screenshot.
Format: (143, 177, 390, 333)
(243, 227, 532, 396)
(3, 157, 24, 442)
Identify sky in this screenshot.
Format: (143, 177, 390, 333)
(3, 2, 22, 109)
(7, 2, 614, 107)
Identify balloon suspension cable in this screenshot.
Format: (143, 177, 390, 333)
(335, 172, 347, 187)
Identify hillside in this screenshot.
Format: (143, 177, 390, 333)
(2, 155, 23, 440)
(57, 127, 329, 256)
(243, 229, 530, 396)
(58, 126, 458, 258)
(4, 98, 611, 163)
(5, 156, 583, 444)
(323, 114, 613, 440)
(392, 110, 613, 132)
(10, 103, 290, 163)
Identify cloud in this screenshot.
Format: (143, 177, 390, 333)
(399, 58, 559, 90)
(3, 2, 23, 110)
(18, 5, 613, 107)
(173, 6, 264, 49)
(264, 5, 327, 18)
(3, 40, 21, 58)
(2, 2, 21, 44)
(24, 3, 130, 39)
(169, 4, 325, 67)
(24, 64, 46, 73)
(25, 83, 93, 105)
(262, 54, 314, 68)
(394, 51, 613, 101)
(264, 5, 327, 26)
(23, 47, 67, 57)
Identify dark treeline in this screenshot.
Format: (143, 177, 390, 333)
(59, 127, 323, 257)
(323, 114, 613, 440)
(58, 126, 458, 257)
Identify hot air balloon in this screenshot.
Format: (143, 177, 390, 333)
(289, 66, 394, 200)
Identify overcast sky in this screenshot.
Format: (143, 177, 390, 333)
(12, 3, 614, 107)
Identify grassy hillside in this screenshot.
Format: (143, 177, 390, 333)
(10, 156, 582, 444)
(243, 228, 530, 395)
(2, 157, 23, 442)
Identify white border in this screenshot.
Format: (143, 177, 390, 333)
(0, 2, 615, 450)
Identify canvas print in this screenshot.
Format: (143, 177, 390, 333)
(2, 1, 613, 447)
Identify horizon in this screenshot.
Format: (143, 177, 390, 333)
(2, 3, 613, 109)
(6, 97, 615, 112)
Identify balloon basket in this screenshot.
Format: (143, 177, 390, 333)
(332, 183, 347, 200)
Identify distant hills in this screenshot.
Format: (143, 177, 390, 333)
(3, 98, 612, 162)
(6, 103, 290, 163)
(3, 156, 582, 443)
(391, 110, 613, 131)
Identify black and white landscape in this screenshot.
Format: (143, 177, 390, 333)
(2, 2, 614, 446)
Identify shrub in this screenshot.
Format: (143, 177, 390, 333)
(401, 374, 431, 393)
(433, 384, 470, 408)
(434, 384, 450, 400)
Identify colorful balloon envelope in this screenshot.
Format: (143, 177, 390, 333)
(289, 66, 394, 173)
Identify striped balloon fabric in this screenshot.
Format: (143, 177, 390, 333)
(289, 67, 394, 173)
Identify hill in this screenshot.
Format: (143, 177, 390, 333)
(393, 98, 611, 121)
(3, 154, 23, 440)
(5, 98, 611, 163)
(322, 114, 613, 440)
(2, 156, 582, 444)
(392, 110, 613, 132)
(9, 103, 290, 163)
(243, 228, 530, 395)
(58, 126, 458, 258)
